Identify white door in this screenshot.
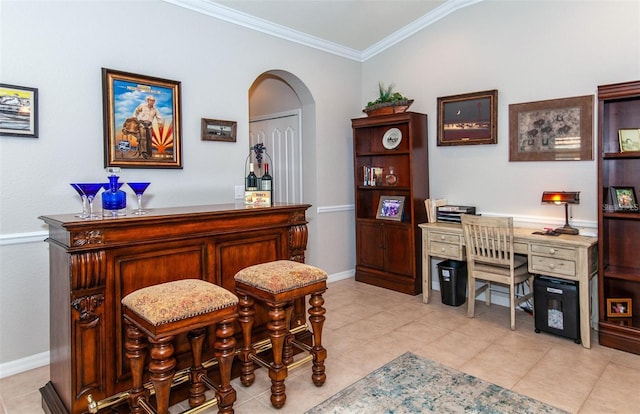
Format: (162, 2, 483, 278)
(249, 110, 302, 203)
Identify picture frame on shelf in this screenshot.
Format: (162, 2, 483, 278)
(376, 195, 405, 221)
(618, 128, 640, 152)
(606, 298, 632, 318)
(437, 89, 498, 146)
(610, 186, 638, 212)
(0, 83, 38, 138)
(201, 118, 237, 142)
(102, 68, 182, 169)
(509, 95, 593, 161)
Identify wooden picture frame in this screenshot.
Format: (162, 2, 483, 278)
(509, 95, 593, 161)
(437, 89, 498, 146)
(201, 118, 237, 142)
(102, 68, 182, 168)
(618, 128, 640, 152)
(0, 83, 38, 138)
(610, 186, 638, 211)
(606, 298, 632, 318)
(376, 195, 405, 221)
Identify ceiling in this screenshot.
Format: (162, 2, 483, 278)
(164, 0, 483, 61)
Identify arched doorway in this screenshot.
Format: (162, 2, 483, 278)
(248, 70, 318, 264)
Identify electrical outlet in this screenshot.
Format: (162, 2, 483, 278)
(234, 185, 245, 199)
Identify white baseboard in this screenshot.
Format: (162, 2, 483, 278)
(0, 351, 49, 379)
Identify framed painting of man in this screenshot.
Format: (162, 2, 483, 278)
(102, 68, 182, 168)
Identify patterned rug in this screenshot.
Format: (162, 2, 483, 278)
(305, 352, 568, 414)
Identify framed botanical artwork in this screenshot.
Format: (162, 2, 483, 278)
(376, 195, 405, 221)
(610, 186, 638, 211)
(0, 83, 38, 138)
(102, 68, 182, 168)
(606, 298, 632, 318)
(618, 128, 640, 152)
(201, 118, 237, 142)
(437, 89, 498, 146)
(509, 95, 593, 161)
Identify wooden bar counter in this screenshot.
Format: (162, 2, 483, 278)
(38, 203, 311, 414)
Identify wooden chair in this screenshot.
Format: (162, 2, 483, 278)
(121, 279, 238, 414)
(461, 214, 534, 330)
(234, 260, 327, 409)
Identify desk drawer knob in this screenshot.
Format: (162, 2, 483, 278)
(440, 235, 446, 240)
(549, 248, 556, 254)
(440, 247, 446, 252)
(549, 263, 555, 269)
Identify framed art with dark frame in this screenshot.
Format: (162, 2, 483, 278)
(606, 298, 632, 318)
(0, 83, 38, 138)
(376, 195, 405, 221)
(201, 118, 237, 142)
(509, 95, 593, 161)
(102, 68, 182, 168)
(437, 89, 498, 146)
(610, 186, 638, 212)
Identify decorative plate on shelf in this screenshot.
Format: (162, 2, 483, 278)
(382, 127, 402, 149)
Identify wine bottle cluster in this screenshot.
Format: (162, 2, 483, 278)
(245, 162, 273, 205)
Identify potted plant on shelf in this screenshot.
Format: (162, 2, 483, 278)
(363, 82, 414, 116)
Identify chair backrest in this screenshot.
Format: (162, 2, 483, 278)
(461, 214, 515, 268)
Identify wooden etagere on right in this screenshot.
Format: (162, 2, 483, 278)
(597, 80, 640, 354)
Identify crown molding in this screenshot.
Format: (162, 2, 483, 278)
(162, 0, 482, 62)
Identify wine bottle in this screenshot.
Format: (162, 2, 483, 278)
(246, 162, 258, 190)
(261, 163, 273, 205)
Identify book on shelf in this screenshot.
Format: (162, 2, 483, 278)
(362, 165, 384, 186)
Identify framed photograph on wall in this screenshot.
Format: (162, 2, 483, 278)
(610, 186, 638, 211)
(606, 298, 632, 318)
(618, 128, 640, 152)
(201, 118, 237, 142)
(102, 68, 182, 168)
(509, 95, 593, 161)
(437, 89, 498, 146)
(0, 83, 38, 138)
(376, 195, 405, 221)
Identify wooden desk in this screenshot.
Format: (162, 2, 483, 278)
(39, 203, 310, 414)
(419, 222, 598, 348)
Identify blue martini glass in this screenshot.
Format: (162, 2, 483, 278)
(127, 182, 151, 215)
(76, 183, 104, 219)
(70, 184, 89, 218)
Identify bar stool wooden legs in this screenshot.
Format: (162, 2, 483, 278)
(121, 279, 239, 414)
(234, 260, 327, 409)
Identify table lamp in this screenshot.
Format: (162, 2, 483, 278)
(541, 191, 580, 235)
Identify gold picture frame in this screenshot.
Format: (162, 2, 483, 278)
(102, 68, 182, 169)
(618, 128, 640, 152)
(606, 298, 632, 318)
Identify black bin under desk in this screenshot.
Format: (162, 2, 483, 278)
(534, 276, 580, 343)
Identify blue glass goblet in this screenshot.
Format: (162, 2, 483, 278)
(127, 182, 151, 215)
(70, 183, 88, 218)
(76, 183, 104, 219)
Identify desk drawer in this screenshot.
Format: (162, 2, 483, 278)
(429, 241, 463, 259)
(530, 255, 576, 278)
(429, 232, 461, 244)
(530, 243, 576, 260)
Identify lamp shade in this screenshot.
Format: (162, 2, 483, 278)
(541, 191, 580, 204)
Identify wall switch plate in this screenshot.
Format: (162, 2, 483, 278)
(234, 185, 245, 199)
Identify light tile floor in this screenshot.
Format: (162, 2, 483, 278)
(1, 278, 639, 413)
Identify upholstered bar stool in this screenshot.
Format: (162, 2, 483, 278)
(234, 260, 328, 409)
(121, 279, 239, 414)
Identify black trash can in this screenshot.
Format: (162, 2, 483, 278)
(437, 260, 468, 306)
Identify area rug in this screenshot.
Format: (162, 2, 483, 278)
(305, 352, 567, 414)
